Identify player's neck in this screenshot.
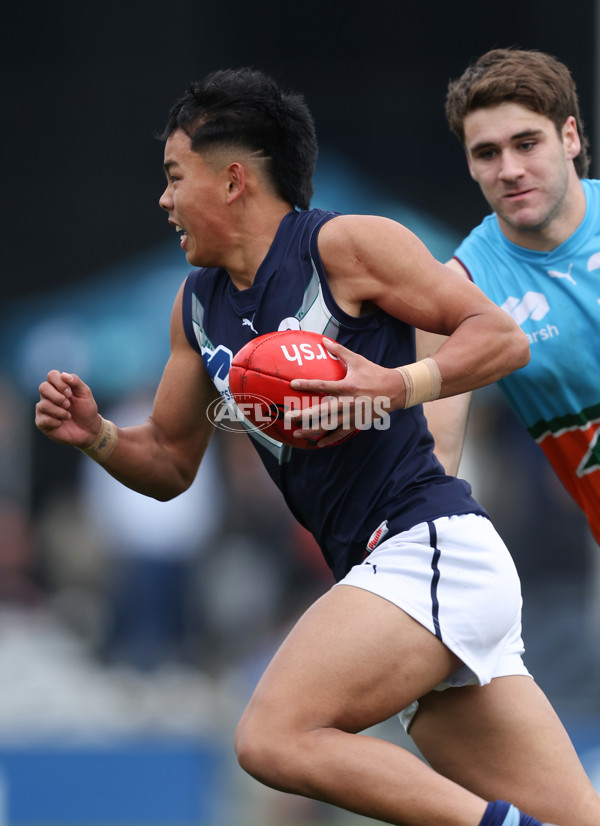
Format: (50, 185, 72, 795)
(226, 200, 294, 290)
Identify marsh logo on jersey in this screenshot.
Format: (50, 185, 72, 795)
(502, 291, 549, 324)
(501, 291, 559, 345)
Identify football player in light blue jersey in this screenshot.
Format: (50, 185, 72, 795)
(35, 66, 595, 826)
(420, 48, 600, 552)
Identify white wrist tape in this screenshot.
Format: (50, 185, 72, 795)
(395, 358, 442, 409)
(80, 417, 118, 463)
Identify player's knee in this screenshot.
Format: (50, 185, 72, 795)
(234, 714, 298, 789)
(235, 722, 280, 784)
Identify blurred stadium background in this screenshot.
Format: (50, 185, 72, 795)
(1, 1, 600, 823)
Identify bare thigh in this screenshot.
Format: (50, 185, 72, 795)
(239, 583, 462, 736)
(410, 676, 600, 826)
(235, 583, 494, 824)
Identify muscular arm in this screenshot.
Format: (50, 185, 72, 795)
(318, 215, 528, 404)
(287, 216, 527, 446)
(35, 281, 218, 500)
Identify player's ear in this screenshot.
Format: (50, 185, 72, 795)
(226, 162, 246, 203)
(562, 115, 581, 162)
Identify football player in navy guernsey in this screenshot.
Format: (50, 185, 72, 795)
(35, 67, 599, 826)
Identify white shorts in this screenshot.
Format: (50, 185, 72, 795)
(338, 514, 531, 730)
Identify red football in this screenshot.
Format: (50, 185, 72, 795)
(228, 330, 355, 449)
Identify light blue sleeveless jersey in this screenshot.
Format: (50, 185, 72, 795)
(453, 179, 600, 541)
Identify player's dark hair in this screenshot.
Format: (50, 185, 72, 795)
(159, 68, 318, 210)
(445, 47, 590, 178)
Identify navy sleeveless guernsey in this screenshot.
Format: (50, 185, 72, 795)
(182, 208, 486, 580)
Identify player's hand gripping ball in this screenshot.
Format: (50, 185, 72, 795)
(228, 330, 355, 448)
